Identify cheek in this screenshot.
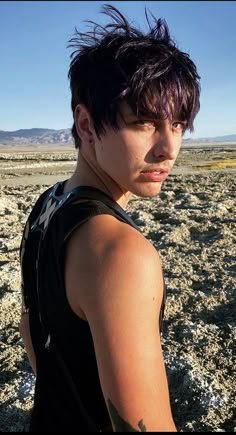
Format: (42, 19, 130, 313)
(119, 132, 148, 161)
(95, 130, 146, 173)
(95, 140, 122, 172)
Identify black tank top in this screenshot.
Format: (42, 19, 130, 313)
(20, 182, 166, 432)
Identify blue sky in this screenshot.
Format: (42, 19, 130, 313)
(0, 1, 235, 138)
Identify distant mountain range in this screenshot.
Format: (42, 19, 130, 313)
(183, 134, 236, 143)
(0, 128, 236, 145)
(0, 128, 72, 145)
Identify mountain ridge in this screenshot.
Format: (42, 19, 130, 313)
(0, 128, 236, 145)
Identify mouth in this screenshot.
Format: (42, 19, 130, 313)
(140, 168, 169, 182)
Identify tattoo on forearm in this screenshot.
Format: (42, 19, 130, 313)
(107, 399, 147, 432)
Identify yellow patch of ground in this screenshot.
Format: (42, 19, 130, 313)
(193, 159, 236, 170)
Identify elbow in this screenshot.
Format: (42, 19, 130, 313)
(19, 314, 28, 339)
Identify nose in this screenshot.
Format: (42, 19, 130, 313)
(152, 131, 180, 161)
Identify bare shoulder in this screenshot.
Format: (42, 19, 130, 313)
(65, 212, 163, 318)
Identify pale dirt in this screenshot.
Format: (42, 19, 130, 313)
(0, 145, 235, 431)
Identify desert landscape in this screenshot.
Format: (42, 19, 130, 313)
(0, 144, 235, 431)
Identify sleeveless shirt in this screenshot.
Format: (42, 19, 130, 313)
(20, 182, 166, 432)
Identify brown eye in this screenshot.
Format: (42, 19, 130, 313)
(172, 122, 186, 133)
(172, 122, 182, 129)
(172, 121, 186, 135)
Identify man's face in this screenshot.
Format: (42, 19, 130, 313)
(93, 103, 185, 198)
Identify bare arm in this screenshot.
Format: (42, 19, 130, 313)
(19, 313, 37, 375)
(66, 215, 177, 432)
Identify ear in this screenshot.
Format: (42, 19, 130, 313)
(74, 104, 94, 146)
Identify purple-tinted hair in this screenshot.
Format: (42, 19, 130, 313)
(68, 4, 200, 148)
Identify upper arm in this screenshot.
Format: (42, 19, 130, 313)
(79, 229, 176, 432)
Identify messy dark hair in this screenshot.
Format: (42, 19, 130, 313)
(68, 4, 200, 148)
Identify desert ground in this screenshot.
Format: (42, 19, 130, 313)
(0, 144, 235, 431)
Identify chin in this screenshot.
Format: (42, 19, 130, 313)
(132, 182, 163, 198)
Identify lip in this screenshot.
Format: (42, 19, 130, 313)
(140, 168, 169, 182)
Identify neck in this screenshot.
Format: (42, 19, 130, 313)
(64, 152, 131, 209)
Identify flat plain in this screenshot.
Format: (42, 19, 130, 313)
(0, 144, 235, 431)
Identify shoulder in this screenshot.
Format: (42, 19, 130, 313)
(65, 210, 162, 281)
(65, 212, 163, 321)
(66, 210, 159, 262)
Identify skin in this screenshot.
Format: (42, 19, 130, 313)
(20, 101, 184, 431)
(65, 102, 184, 207)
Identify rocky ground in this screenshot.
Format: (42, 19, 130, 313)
(0, 146, 235, 431)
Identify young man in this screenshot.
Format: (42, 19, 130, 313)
(19, 4, 200, 432)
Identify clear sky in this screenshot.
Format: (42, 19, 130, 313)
(0, 1, 235, 138)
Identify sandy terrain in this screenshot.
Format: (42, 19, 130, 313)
(0, 145, 235, 431)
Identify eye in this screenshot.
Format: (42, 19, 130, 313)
(172, 121, 187, 133)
